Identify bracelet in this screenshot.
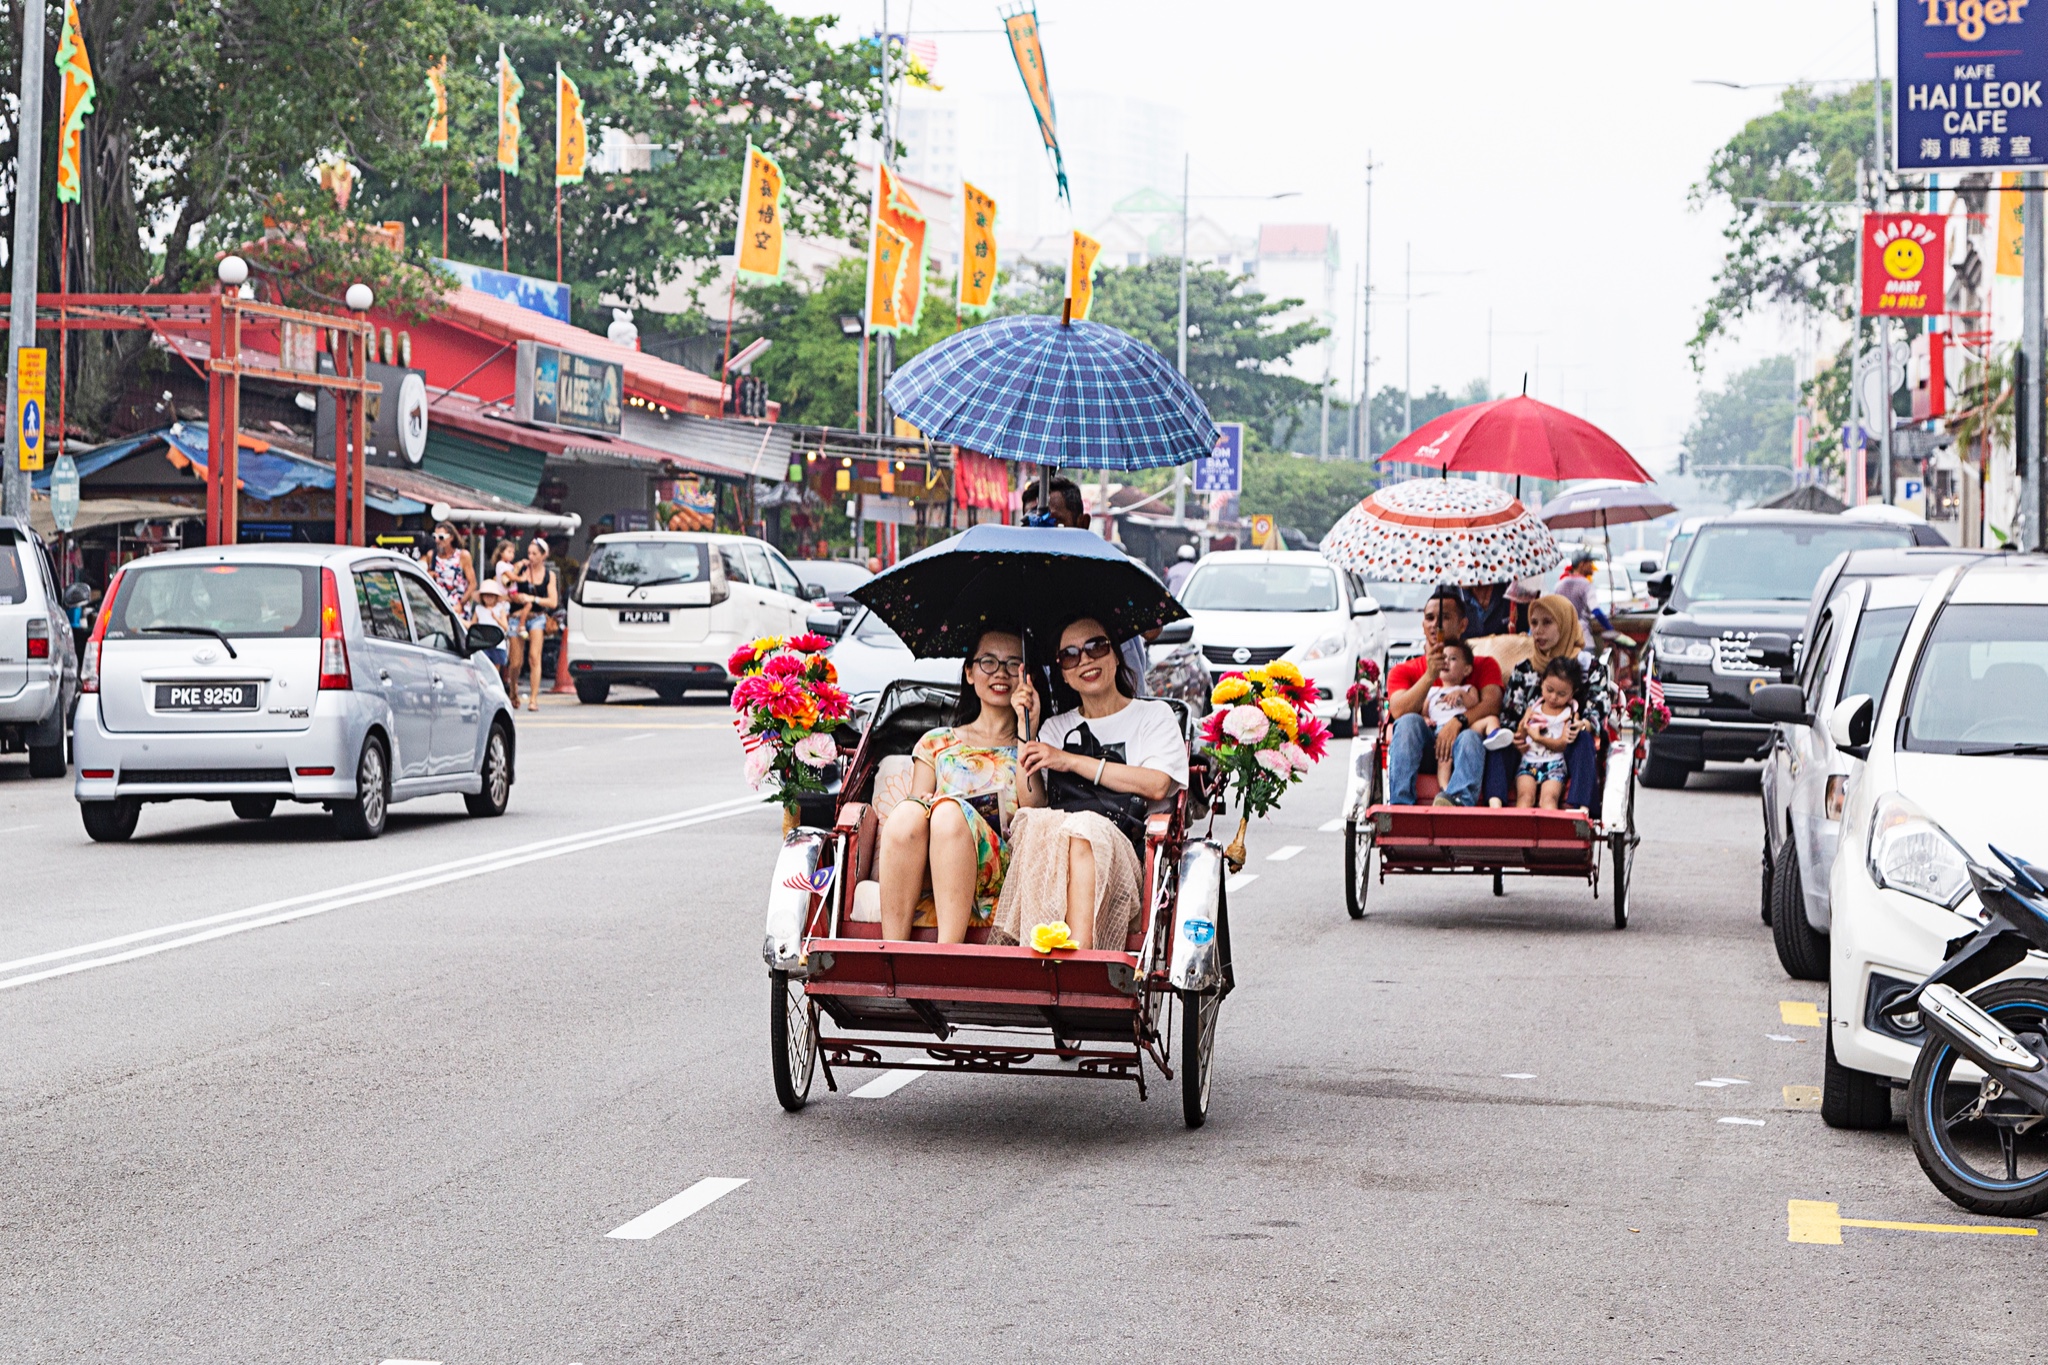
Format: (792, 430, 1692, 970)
(1094, 756, 1108, 785)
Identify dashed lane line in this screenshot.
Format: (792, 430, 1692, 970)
(851, 1070, 925, 1099)
(1265, 845, 1304, 862)
(1318, 818, 1346, 832)
(1226, 872, 1259, 892)
(606, 1178, 750, 1240)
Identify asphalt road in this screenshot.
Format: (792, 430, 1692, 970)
(2, 690, 2037, 1363)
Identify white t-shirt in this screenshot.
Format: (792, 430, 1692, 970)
(1040, 698, 1189, 813)
(1426, 682, 1476, 728)
(1525, 701, 1576, 744)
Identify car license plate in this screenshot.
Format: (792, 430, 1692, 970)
(155, 682, 259, 712)
(617, 609, 670, 625)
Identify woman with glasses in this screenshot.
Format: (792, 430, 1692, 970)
(996, 616, 1189, 951)
(427, 523, 477, 612)
(877, 627, 1047, 944)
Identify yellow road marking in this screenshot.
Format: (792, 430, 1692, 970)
(1782, 1084, 1821, 1110)
(1788, 1199, 2039, 1244)
(520, 722, 728, 731)
(1779, 1001, 1824, 1027)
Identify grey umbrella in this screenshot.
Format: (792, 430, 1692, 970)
(1537, 482, 1679, 530)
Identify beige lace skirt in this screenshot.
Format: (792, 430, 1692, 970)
(991, 807, 1143, 950)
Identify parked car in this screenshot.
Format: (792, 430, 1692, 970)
(1641, 511, 1915, 788)
(1177, 549, 1386, 735)
(826, 608, 964, 721)
(1841, 502, 1950, 546)
(795, 558, 873, 634)
(1822, 555, 2048, 1128)
(72, 544, 515, 842)
(0, 516, 82, 777)
(565, 532, 813, 703)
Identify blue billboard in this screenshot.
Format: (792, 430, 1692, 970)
(1896, 0, 2048, 171)
(1193, 422, 1242, 494)
(435, 258, 573, 323)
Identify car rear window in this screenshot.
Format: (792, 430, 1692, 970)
(583, 540, 707, 587)
(107, 563, 319, 639)
(0, 533, 25, 605)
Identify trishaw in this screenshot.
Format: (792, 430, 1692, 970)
(761, 681, 1235, 1127)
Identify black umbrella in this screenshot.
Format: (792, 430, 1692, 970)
(848, 524, 1186, 659)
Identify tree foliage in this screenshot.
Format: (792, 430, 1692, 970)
(1368, 379, 1489, 453)
(1684, 355, 1799, 500)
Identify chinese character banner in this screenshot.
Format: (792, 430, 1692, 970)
(735, 143, 786, 282)
(1896, 0, 2048, 170)
(1861, 212, 1947, 316)
(959, 182, 999, 316)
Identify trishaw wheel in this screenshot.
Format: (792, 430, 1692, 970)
(1179, 987, 1220, 1129)
(1610, 832, 1633, 930)
(1492, 870, 1505, 897)
(769, 969, 818, 1112)
(1344, 819, 1372, 919)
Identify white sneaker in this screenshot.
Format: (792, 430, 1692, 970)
(1483, 728, 1516, 751)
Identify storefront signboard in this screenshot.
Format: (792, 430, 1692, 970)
(514, 339, 624, 435)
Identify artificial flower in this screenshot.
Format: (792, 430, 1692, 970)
(1255, 748, 1292, 777)
(732, 674, 773, 709)
(789, 632, 832, 653)
(1259, 695, 1300, 740)
(1281, 678, 1320, 708)
(1030, 921, 1078, 953)
(1222, 704, 1270, 745)
(750, 635, 785, 655)
(1296, 714, 1332, 762)
(727, 643, 760, 675)
(744, 746, 775, 788)
(1198, 709, 1228, 746)
(1357, 658, 1381, 682)
(812, 683, 852, 719)
(763, 651, 808, 679)
(1244, 666, 1273, 690)
(1280, 741, 1310, 773)
(1211, 676, 1251, 705)
(1264, 660, 1305, 686)
(794, 733, 838, 768)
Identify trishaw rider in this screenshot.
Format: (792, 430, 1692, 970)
(1386, 587, 1504, 806)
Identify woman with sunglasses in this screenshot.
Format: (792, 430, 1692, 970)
(997, 616, 1189, 951)
(426, 523, 477, 613)
(877, 627, 1047, 944)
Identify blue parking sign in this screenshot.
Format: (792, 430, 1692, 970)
(1193, 422, 1242, 494)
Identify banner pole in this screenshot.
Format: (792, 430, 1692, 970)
(58, 205, 68, 468)
(555, 184, 562, 282)
(500, 170, 509, 271)
(442, 182, 448, 258)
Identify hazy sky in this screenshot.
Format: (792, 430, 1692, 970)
(786, 1, 1899, 473)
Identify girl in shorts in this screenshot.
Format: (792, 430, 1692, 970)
(1515, 657, 1586, 810)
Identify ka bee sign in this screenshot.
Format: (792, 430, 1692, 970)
(1897, 0, 2048, 171)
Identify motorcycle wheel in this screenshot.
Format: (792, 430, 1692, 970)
(1906, 979, 2048, 1218)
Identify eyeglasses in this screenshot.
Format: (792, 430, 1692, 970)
(1056, 637, 1114, 670)
(970, 655, 1024, 676)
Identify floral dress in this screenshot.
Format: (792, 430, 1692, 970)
(1501, 648, 1612, 737)
(910, 727, 1021, 926)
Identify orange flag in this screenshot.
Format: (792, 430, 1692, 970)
(735, 143, 786, 282)
(958, 182, 998, 317)
(877, 164, 928, 330)
(54, 1, 95, 205)
(1067, 230, 1102, 321)
(868, 219, 912, 332)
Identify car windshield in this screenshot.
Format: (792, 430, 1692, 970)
(1358, 581, 1434, 611)
(1840, 605, 1915, 706)
(1182, 563, 1340, 612)
(851, 610, 907, 648)
(1676, 524, 1912, 604)
(107, 563, 319, 639)
(1903, 605, 2048, 753)
(583, 540, 706, 587)
(800, 561, 873, 593)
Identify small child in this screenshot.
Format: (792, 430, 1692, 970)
(472, 578, 513, 685)
(1515, 657, 1586, 810)
(1427, 638, 1507, 794)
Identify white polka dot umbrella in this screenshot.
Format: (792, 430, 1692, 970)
(1319, 477, 1562, 585)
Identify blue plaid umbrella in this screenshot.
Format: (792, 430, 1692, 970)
(883, 315, 1220, 471)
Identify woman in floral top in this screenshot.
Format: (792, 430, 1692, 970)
(877, 627, 1048, 942)
(1491, 594, 1611, 809)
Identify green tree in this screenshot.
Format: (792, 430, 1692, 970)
(1684, 355, 1799, 501)
(1240, 450, 1379, 540)
(1368, 379, 1488, 453)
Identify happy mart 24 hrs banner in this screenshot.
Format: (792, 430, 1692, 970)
(1861, 212, 1947, 315)
(1896, 0, 2048, 171)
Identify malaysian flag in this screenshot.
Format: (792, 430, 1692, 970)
(782, 866, 836, 896)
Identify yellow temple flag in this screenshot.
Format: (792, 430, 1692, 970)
(1003, 6, 1067, 201)
(555, 67, 586, 185)
(735, 143, 786, 283)
(868, 218, 912, 333)
(1998, 172, 2025, 278)
(878, 164, 928, 330)
(422, 56, 449, 150)
(1067, 229, 1102, 321)
(496, 46, 524, 176)
(54, 1, 95, 206)
(958, 181, 998, 317)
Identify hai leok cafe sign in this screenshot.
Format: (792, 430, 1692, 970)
(1897, 0, 2048, 171)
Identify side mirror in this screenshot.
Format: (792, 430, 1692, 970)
(806, 611, 845, 640)
(1350, 595, 1381, 617)
(1635, 557, 1660, 576)
(466, 621, 505, 652)
(803, 582, 825, 600)
(61, 581, 92, 608)
(1153, 619, 1194, 645)
(1827, 693, 1875, 758)
(1745, 631, 1796, 678)
(1646, 573, 1673, 602)
(1749, 682, 1811, 726)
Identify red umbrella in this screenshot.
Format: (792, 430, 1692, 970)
(1376, 395, 1651, 483)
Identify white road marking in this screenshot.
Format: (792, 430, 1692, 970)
(1765, 1033, 1800, 1042)
(1226, 872, 1259, 892)
(1501, 1072, 1536, 1080)
(619, 731, 657, 743)
(606, 1177, 749, 1240)
(1266, 845, 1304, 862)
(1717, 1116, 1767, 1126)
(378, 1359, 442, 1364)
(1318, 818, 1346, 832)
(0, 796, 768, 993)
(851, 1070, 925, 1099)
(1695, 1077, 1752, 1088)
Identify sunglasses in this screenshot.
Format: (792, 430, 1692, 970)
(970, 655, 1024, 676)
(1056, 637, 1114, 670)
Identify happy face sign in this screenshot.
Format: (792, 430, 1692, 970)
(1861, 213, 1947, 316)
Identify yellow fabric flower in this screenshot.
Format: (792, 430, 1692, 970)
(1244, 666, 1272, 689)
(1260, 695, 1300, 740)
(1030, 921, 1078, 953)
(1211, 676, 1251, 705)
(751, 635, 785, 656)
(1264, 660, 1305, 686)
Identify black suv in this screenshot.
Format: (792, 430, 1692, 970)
(1643, 511, 1917, 789)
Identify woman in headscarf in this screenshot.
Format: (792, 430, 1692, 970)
(1485, 594, 1611, 809)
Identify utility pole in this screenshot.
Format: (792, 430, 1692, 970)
(1402, 242, 1412, 437)
(3, 6, 48, 518)
(1359, 152, 1374, 459)
(1174, 152, 1189, 526)
(1872, 0, 1895, 509)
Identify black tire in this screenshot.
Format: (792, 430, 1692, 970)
(1906, 979, 2048, 1217)
(464, 723, 512, 818)
(769, 969, 817, 1112)
(652, 681, 688, 703)
(1760, 836, 1775, 925)
(1331, 711, 1355, 740)
(1640, 751, 1691, 789)
(573, 678, 610, 705)
(332, 735, 389, 841)
(230, 796, 275, 821)
(1822, 1026, 1893, 1130)
(79, 797, 139, 843)
(27, 740, 66, 778)
(1344, 818, 1372, 919)
(1492, 870, 1505, 897)
(1180, 986, 1220, 1128)
(1770, 837, 1828, 981)
(1611, 832, 1633, 930)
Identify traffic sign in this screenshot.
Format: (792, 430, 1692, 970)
(1193, 421, 1242, 493)
(50, 453, 78, 532)
(14, 347, 46, 472)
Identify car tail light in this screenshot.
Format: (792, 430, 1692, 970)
(79, 571, 121, 694)
(80, 769, 113, 779)
(26, 618, 49, 659)
(708, 550, 730, 606)
(318, 567, 351, 689)
(295, 766, 336, 777)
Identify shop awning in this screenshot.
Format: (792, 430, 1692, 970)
(27, 492, 199, 537)
(620, 411, 795, 482)
(427, 392, 738, 481)
(434, 287, 731, 417)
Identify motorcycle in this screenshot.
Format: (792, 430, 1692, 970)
(1887, 847, 2048, 1217)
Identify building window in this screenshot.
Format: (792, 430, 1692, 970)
(1126, 252, 1143, 267)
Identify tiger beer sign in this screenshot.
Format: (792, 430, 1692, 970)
(1861, 213, 1947, 317)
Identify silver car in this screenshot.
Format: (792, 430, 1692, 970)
(73, 544, 516, 842)
(0, 515, 81, 777)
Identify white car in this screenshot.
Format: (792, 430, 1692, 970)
(1177, 550, 1385, 734)
(1824, 556, 2048, 1129)
(565, 532, 818, 703)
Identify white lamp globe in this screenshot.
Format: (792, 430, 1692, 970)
(216, 254, 249, 287)
(344, 283, 374, 312)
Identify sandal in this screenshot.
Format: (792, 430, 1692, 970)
(527, 698, 540, 711)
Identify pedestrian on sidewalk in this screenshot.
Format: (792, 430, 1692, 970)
(506, 538, 560, 712)
(428, 523, 477, 612)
